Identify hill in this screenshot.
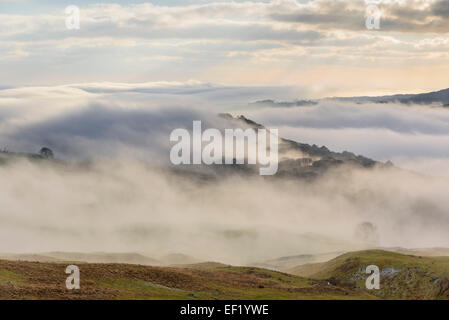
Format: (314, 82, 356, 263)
(4, 250, 449, 299)
(252, 88, 449, 107)
(332, 88, 449, 106)
(214, 114, 389, 180)
(288, 250, 449, 299)
(0, 252, 162, 265)
(0, 259, 373, 300)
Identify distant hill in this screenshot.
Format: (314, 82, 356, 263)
(390, 247, 449, 257)
(249, 99, 317, 108)
(0, 252, 161, 266)
(0, 115, 391, 181)
(332, 88, 449, 106)
(251, 88, 449, 107)
(159, 253, 201, 266)
(44, 252, 161, 266)
(0, 147, 56, 165)
(214, 114, 391, 180)
(255, 251, 345, 271)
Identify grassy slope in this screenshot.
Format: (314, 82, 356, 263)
(0, 260, 374, 300)
(3, 250, 449, 300)
(288, 250, 449, 299)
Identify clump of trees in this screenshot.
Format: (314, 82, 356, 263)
(39, 147, 54, 159)
(354, 222, 380, 246)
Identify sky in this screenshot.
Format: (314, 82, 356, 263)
(0, 0, 448, 97)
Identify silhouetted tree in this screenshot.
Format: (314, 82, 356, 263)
(354, 222, 379, 246)
(39, 147, 54, 159)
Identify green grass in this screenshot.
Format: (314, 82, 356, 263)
(0, 269, 25, 285)
(289, 250, 449, 299)
(0, 259, 374, 300)
(2, 250, 449, 299)
(100, 279, 212, 300)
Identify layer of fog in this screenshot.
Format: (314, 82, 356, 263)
(1, 158, 449, 265)
(1, 84, 449, 264)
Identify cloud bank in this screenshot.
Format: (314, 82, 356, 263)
(0, 83, 449, 264)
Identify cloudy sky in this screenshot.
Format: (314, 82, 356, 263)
(1, 0, 449, 175)
(1, 0, 448, 97)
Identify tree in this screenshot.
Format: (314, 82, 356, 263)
(39, 147, 54, 159)
(354, 222, 380, 246)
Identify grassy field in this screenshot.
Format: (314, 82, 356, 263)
(2, 250, 449, 299)
(0, 259, 374, 300)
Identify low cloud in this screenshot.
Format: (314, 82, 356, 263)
(0, 83, 449, 264)
(1, 157, 449, 264)
(243, 100, 449, 174)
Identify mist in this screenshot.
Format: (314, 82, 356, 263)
(1, 157, 449, 265)
(1, 83, 449, 265)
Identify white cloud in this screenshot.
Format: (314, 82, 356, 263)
(0, 0, 448, 90)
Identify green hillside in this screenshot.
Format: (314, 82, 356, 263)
(288, 250, 449, 299)
(0, 259, 374, 300)
(3, 250, 449, 299)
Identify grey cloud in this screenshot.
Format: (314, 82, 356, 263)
(7, 21, 324, 43)
(0, 104, 209, 161)
(432, 0, 449, 17)
(270, 1, 367, 32)
(271, 0, 449, 33)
